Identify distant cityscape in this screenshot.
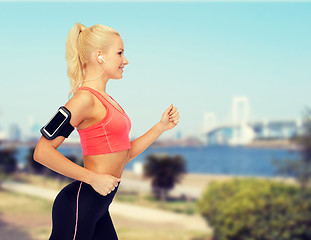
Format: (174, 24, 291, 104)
(203, 96, 302, 147)
(0, 96, 303, 149)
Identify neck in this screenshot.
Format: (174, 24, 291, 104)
(82, 66, 109, 94)
(81, 81, 108, 94)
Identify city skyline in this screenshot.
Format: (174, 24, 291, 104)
(0, 94, 301, 143)
(0, 2, 310, 139)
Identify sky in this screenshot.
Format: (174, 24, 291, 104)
(0, 1, 310, 140)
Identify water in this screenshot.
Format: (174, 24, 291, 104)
(15, 145, 300, 177)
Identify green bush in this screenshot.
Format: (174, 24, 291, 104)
(197, 178, 311, 240)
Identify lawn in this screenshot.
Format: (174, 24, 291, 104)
(0, 188, 211, 240)
(9, 171, 201, 215)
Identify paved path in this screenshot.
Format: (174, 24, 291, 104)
(1, 180, 211, 233)
(119, 178, 203, 199)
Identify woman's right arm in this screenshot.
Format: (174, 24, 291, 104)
(33, 91, 120, 195)
(34, 135, 96, 184)
(33, 91, 95, 184)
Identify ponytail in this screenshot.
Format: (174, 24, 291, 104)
(65, 23, 86, 98)
(65, 23, 120, 98)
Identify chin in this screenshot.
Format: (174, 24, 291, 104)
(111, 75, 123, 80)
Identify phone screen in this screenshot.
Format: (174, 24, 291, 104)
(45, 111, 67, 135)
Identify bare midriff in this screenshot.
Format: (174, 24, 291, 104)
(83, 149, 130, 179)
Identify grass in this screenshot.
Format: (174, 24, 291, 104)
(117, 227, 211, 240)
(0, 188, 53, 240)
(8, 171, 201, 215)
(0, 189, 212, 240)
(115, 189, 199, 215)
(0, 189, 52, 215)
(6, 171, 72, 190)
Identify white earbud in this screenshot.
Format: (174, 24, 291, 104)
(98, 56, 105, 62)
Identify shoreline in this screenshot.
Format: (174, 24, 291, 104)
(122, 170, 297, 190)
(3, 139, 300, 151)
(5, 170, 298, 200)
(244, 140, 300, 150)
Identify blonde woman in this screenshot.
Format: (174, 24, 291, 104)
(33, 23, 180, 240)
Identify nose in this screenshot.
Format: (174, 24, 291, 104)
(123, 55, 129, 65)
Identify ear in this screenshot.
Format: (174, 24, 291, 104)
(95, 49, 103, 63)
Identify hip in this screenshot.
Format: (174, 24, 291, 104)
(55, 180, 120, 212)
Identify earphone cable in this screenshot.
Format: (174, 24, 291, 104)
(83, 69, 106, 82)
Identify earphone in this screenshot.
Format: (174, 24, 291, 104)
(83, 55, 106, 82)
(98, 56, 105, 62)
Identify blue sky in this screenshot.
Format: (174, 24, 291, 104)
(0, 1, 310, 140)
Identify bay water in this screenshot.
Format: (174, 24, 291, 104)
(16, 145, 300, 177)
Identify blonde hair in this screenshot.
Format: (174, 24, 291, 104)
(65, 23, 120, 97)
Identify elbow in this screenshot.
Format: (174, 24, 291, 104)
(33, 142, 44, 163)
(127, 154, 135, 164)
(127, 157, 132, 164)
(128, 148, 135, 163)
(33, 145, 40, 162)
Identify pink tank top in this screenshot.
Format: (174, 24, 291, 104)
(77, 87, 132, 155)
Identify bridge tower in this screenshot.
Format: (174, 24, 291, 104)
(231, 96, 255, 145)
(232, 96, 249, 125)
(204, 112, 217, 133)
(203, 112, 217, 145)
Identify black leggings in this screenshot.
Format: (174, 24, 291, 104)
(49, 180, 120, 240)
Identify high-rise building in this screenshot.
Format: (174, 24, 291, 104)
(9, 123, 21, 141)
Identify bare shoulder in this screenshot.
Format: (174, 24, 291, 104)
(71, 89, 94, 104)
(64, 89, 94, 127)
(34, 89, 95, 150)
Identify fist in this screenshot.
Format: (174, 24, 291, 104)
(159, 104, 180, 131)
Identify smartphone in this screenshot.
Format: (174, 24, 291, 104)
(41, 107, 69, 139)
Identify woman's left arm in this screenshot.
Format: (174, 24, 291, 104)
(127, 104, 180, 164)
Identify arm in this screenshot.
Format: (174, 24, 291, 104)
(34, 136, 95, 184)
(127, 122, 165, 163)
(33, 91, 95, 184)
(127, 104, 180, 163)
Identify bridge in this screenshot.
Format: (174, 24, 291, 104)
(203, 97, 301, 146)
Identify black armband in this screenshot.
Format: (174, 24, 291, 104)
(40, 106, 74, 140)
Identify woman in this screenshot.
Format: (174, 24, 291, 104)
(33, 23, 180, 240)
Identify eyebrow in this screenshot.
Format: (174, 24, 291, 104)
(118, 48, 124, 51)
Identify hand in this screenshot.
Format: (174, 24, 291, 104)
(89, 173, 121, 196)
(159, 104, 180, 131)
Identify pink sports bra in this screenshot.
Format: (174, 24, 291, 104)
(76, 86, 132, 155)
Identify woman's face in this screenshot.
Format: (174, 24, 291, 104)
(104, 35, 129, 79)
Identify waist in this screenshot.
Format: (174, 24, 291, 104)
(83, 149, 130, 178)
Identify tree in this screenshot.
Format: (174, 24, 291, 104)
(197, 178, 311, 240)
(0, 146, 18, 188)
(25, 147, 45, 174)
(143, 153, 186, 201)
(26, 147, 83, 182)
(273, 108, 311, 191)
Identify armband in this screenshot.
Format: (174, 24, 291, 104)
(40, 106, 74, 140)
